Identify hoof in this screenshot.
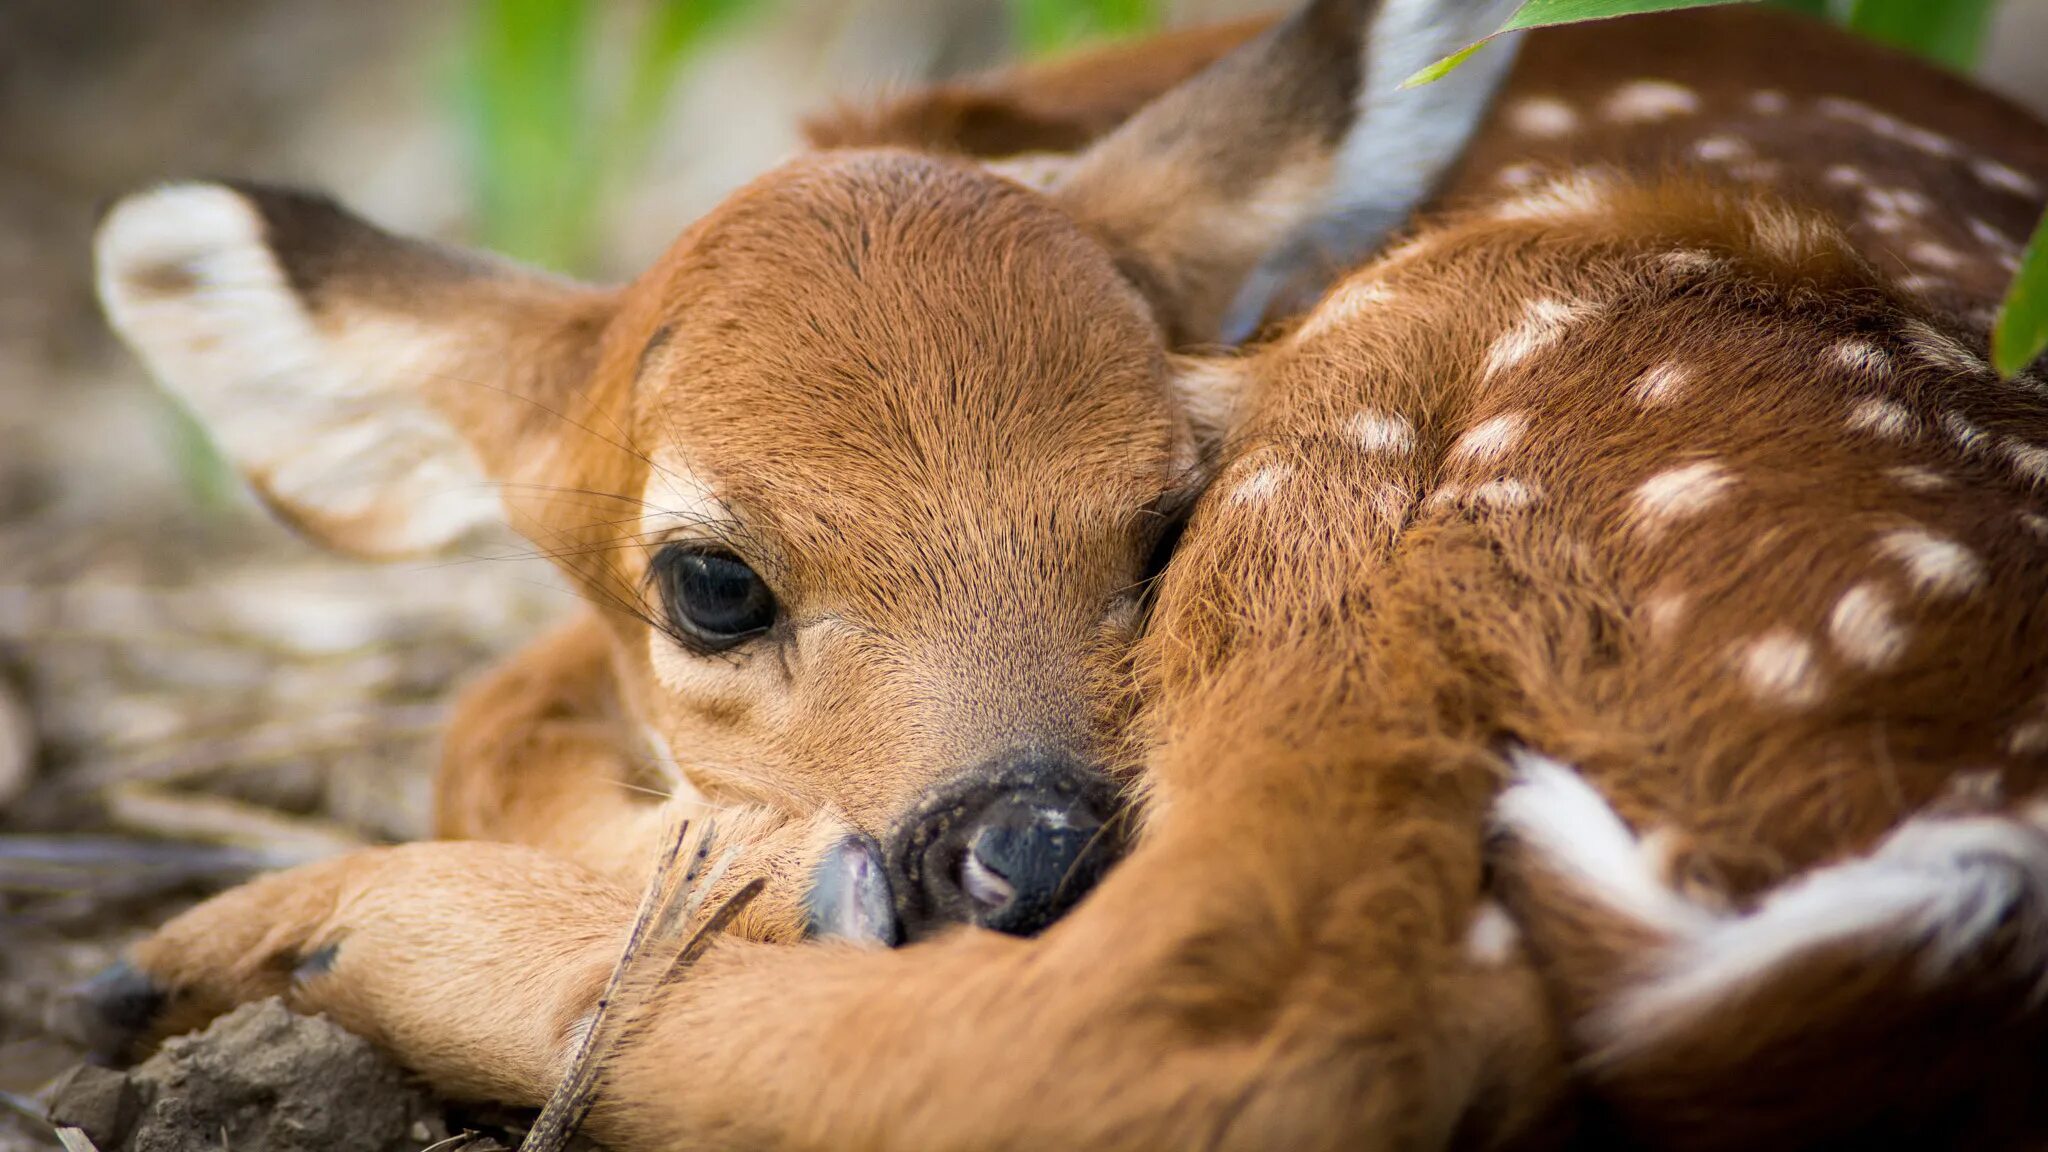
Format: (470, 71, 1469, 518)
(47, 960, 167, 1066)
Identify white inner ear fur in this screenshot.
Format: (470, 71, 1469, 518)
(95, 183, 502, 556)
(1221, 0, 1526, 341)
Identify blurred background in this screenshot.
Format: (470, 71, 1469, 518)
(3, 0, 2048, 1143)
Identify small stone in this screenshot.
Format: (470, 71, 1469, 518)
(46, 1063, 141, 1149)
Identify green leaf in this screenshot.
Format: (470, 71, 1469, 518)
(1994, 209, 2048, 378)
(1843, 0, 1995, 72)
(1407, 0, 1758, 87)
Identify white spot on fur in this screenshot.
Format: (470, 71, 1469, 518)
(2009, 723, 2048, 757)
(1509, 96, 1579, 138)
(1749, 90, 1789, 116)
(1496, 162, 1543, 189)
(1734, 630, 1825, 707)
(1642, 592, 1689, 643)
(1846, 398, 1916, 441)
(1968, 217, 2018, 255)
(1493, 749, 1719, 937)
(1691, 135, 1751, 163)
(1231, 463, 1291, 505)
(1464, 901, 1520, 966)
(1825, 164, 1869, 189)
(1450, 412, 1529, 466)
(2021, 511, 2048, 539)
(1346, 409, 1414, 454)
(1421, 483, 1464, 514)
(1295, 280, 1395, 343)
(1632, 461, 1734, 530)
(1885, 465, 1951, 493)
(1493, 172, 1611, 221)
(1471, 477, 1537, 511)
(1592, 811, 2048, 1057)
(1833, 340, 1891, 375)
(2001, 437, 2048, 487)
(1603, 80, 1699, 123)
(1901, 319, 1987, 377)
(1365, 482, 1412, 528)
(1483, 298, 1594, 379)
(1972, 157, 2041, 198)
(1943, 411, 1988, 453)
(1907, 241, 1968, 273)
(1817, 97, 1958, 158)
(1630, 361, 1691, 406)
(1828, 583, 1908, 671)
(1877, 528, 1983, 598)
(1660, 249, 1727, 275)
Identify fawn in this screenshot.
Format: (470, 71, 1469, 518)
(69, 0, 2048, 1148)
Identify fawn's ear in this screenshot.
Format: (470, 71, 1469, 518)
(1047, 0, 1520, 346)
(96, 182, 620, 557)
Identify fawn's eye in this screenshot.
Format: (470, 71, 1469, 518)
(653, 545, 777, 651)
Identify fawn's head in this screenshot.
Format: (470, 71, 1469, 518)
(93, 0, 1520, 941)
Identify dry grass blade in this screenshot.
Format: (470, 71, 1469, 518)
(519, 818, 760, 1152)
(101, 782, 368, 859)
(53, 1126, 103, 1152)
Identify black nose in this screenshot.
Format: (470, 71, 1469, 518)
(887, 751, 1123, 941)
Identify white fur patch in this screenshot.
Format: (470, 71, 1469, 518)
(1449, 412, 1529, 467)
(1230, 462, 1292, 506)
(1295, 280, 1396, 344)
(1470, 477, 1537, 511)
(1346, 408, 1414, 454)
(1877, 528, 1984, 599)
(1749, 90, 1789, 116)
(1602, 80, 1700, 123)
(1833, 340, 1891, 376)
(1463, 901, 1520, 966)
(1492, 750, 1717, 938)
(1901, 319, 1988, 377)
(1885, 465, 1951, 493)
(1972, 157, 2041, 198)
(1492, 172, 1612, 222)
(1632, 461, 1734, 530)
(2002, 437, 2048, 487)
(1642, 591, 1689, 643)
(1593, 811, 2048, 1056)
(1690, 135, 1751, 164)
(1483, 298, 1595, 379)
(1509, 96, 1579, 139)
(1734, 630, 1825, 707)
(1630, 361, 1691, 406)
(95, 184, 504, 555)
(1827, 582, 1908, 671)
(1846, 398, 1916, 441)
(1907, 241, 1968, 273)
(2021, 511, 2048, 539)
(1816, 97, 1958, 158)
(1943, 411, 1988, 453)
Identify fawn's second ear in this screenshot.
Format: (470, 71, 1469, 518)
(1049, 0, 1521, 346)
(96, 182, 620, 558)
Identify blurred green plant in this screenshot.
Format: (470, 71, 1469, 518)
(1012, 0, 1159, 55)
(462, 0, 757, 273)
(1415, 0, 2047, 377)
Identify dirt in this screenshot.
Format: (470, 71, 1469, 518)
(46, 1001, 447, 1152)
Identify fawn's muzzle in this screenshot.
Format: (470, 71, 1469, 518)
(888, 750, 1123, 941)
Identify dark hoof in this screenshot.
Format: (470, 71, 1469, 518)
(47, 960, 167, 1066)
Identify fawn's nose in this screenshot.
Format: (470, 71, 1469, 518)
(888, 750, 1123, 941)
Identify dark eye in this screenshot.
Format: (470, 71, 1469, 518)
(653, 546, 777, 650)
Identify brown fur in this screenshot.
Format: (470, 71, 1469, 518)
(96, 4, 2048, 1150)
